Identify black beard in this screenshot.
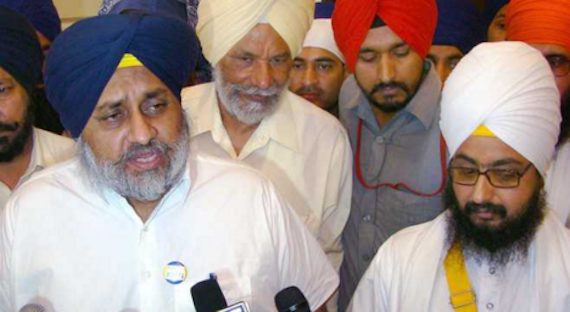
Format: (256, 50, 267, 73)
(557, 91, 570, 147)
(358, 80, 414, 114)
(0, 103, 34, 162)
(444, 179, 546, 268)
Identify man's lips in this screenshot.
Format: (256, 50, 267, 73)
(244, 94, 267, 103)
(299, 92, 320, 102)
(127, 151, 164, 171)
(377, 86, 399, 97)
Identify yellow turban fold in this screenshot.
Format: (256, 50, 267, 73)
(197, 0, 314, 66)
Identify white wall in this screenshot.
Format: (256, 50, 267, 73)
(53, 0, 100, 29)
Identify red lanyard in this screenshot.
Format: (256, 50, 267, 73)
(355, 118, 447, 197)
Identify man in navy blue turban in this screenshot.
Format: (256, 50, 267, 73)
(0, 0, 61, 52)
(427, 0, 484, 84)
(484, 0, 510, 42)
(0, 13, 338, 312)
(0, 6, 74, 210)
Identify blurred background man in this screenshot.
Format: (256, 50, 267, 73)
(289, 2, 347, 117)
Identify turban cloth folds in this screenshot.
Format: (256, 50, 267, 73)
(433, 0, 484, 54)
(506, 0, 570, 54)
(303, 20, 345, 63)
(440, 42, 560, 177)
(45, 14, 199, 138)
(332, 0, 438, 72)
(0, 6, 42, 94)
(0, 0, 62, 42)
(197, 0, 314, 66)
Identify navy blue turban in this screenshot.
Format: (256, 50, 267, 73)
(45, 14, 199, 138)
(0, 6, 42, 94)
(315, 2, 334, 19)
(0, 0, 62, 42)
(483, 0, 509, 31)
(433, 0, 485, 54)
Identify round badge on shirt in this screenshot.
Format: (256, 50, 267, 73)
(163, 261, 187, 285)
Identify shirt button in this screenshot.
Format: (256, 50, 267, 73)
(362, 214, 372, 222)
(489, 267, 496, 275)
(362, 254, 372, 262)
(142, 226, 149, 233)
(142, 271, 151, 279)
(486, 302, 494, 310)
(375, 136, 384, 144)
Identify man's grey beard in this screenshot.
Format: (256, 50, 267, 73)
(444, 179, 546, 269)
(213, 66, 285, 125)
(78, 116, 190, 202)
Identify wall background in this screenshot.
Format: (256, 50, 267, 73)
(53, 0, 100, 29)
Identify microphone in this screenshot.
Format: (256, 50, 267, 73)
(191, 278, 228, 312)
(275, 286, 311, 312)
(19, 304, 45, 312)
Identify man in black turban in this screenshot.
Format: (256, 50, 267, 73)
(0, 6, 74, 210)
(0, 13, 339, 312)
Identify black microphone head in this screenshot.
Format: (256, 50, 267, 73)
(19, 304, 45, 312)
(275, 286, 311, 312)
(191, 279, 228, 312)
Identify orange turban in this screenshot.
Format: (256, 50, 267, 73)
(506, 0, 570, 53)
(332, 0, 438, 72)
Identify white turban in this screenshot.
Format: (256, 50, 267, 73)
(302, 19, 345, 63)
(440, 42, 561, 177)
(197, 0, 314, 66)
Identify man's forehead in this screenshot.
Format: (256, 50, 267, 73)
(531, 43, 570, 57)
(454, 135, 528, 166)
(361, 25, 407, 50)
(0, 66, 15, 81)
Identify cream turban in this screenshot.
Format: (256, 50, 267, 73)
(440, 42, 561, 177)
(303, 19, 345, 63)
(197, 0, 314, 66)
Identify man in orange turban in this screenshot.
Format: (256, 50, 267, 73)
(332, 1, 443, 310)
(506, 0, 570, 230)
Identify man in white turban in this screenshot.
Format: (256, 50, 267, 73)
(289, 3, 347, 117)
(182, 0, 353, 291)
(347, 42, 570, 312)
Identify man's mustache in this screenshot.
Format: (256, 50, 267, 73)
(371, 82, 410, 96)
(0, 121, 19, 132)
(465, 202, 508, 219)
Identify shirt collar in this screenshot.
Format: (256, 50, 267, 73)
(190, 83, 300, 154)
(354, 61, 442, 131)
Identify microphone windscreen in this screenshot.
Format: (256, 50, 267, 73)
(19, 304, 45, 312)
(191, 279, 228, 312)
(275, 286, 311, 312)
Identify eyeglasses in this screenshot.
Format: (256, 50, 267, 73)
(545, 55, 570, 77)
(449, 163, 533, 189)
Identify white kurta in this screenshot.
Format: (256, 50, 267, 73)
(0, 154, 338, 312)
(348, 211, 570, 312)
(546, 141, 570, 227)
(0, 128, 75, 209)
(182, 83, 353, 272)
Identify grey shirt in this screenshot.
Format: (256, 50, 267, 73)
(338, 64, 445, 311)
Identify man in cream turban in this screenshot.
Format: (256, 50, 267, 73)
(506, 0, 570, 228)
(182, 0, 353, 287)
(289, 3, 347, 117)
(347, 42, 570, 312)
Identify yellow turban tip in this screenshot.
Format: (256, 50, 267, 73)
(472, 125, 496, 137)
(117, 53, 143, 69)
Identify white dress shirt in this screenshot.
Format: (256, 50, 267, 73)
(182, 83, 353, 272)
(546, 141, 570, 227)
(348, 211, 570, 312)
(0, 153, 338, 312)
(0, 127, 75, 209)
